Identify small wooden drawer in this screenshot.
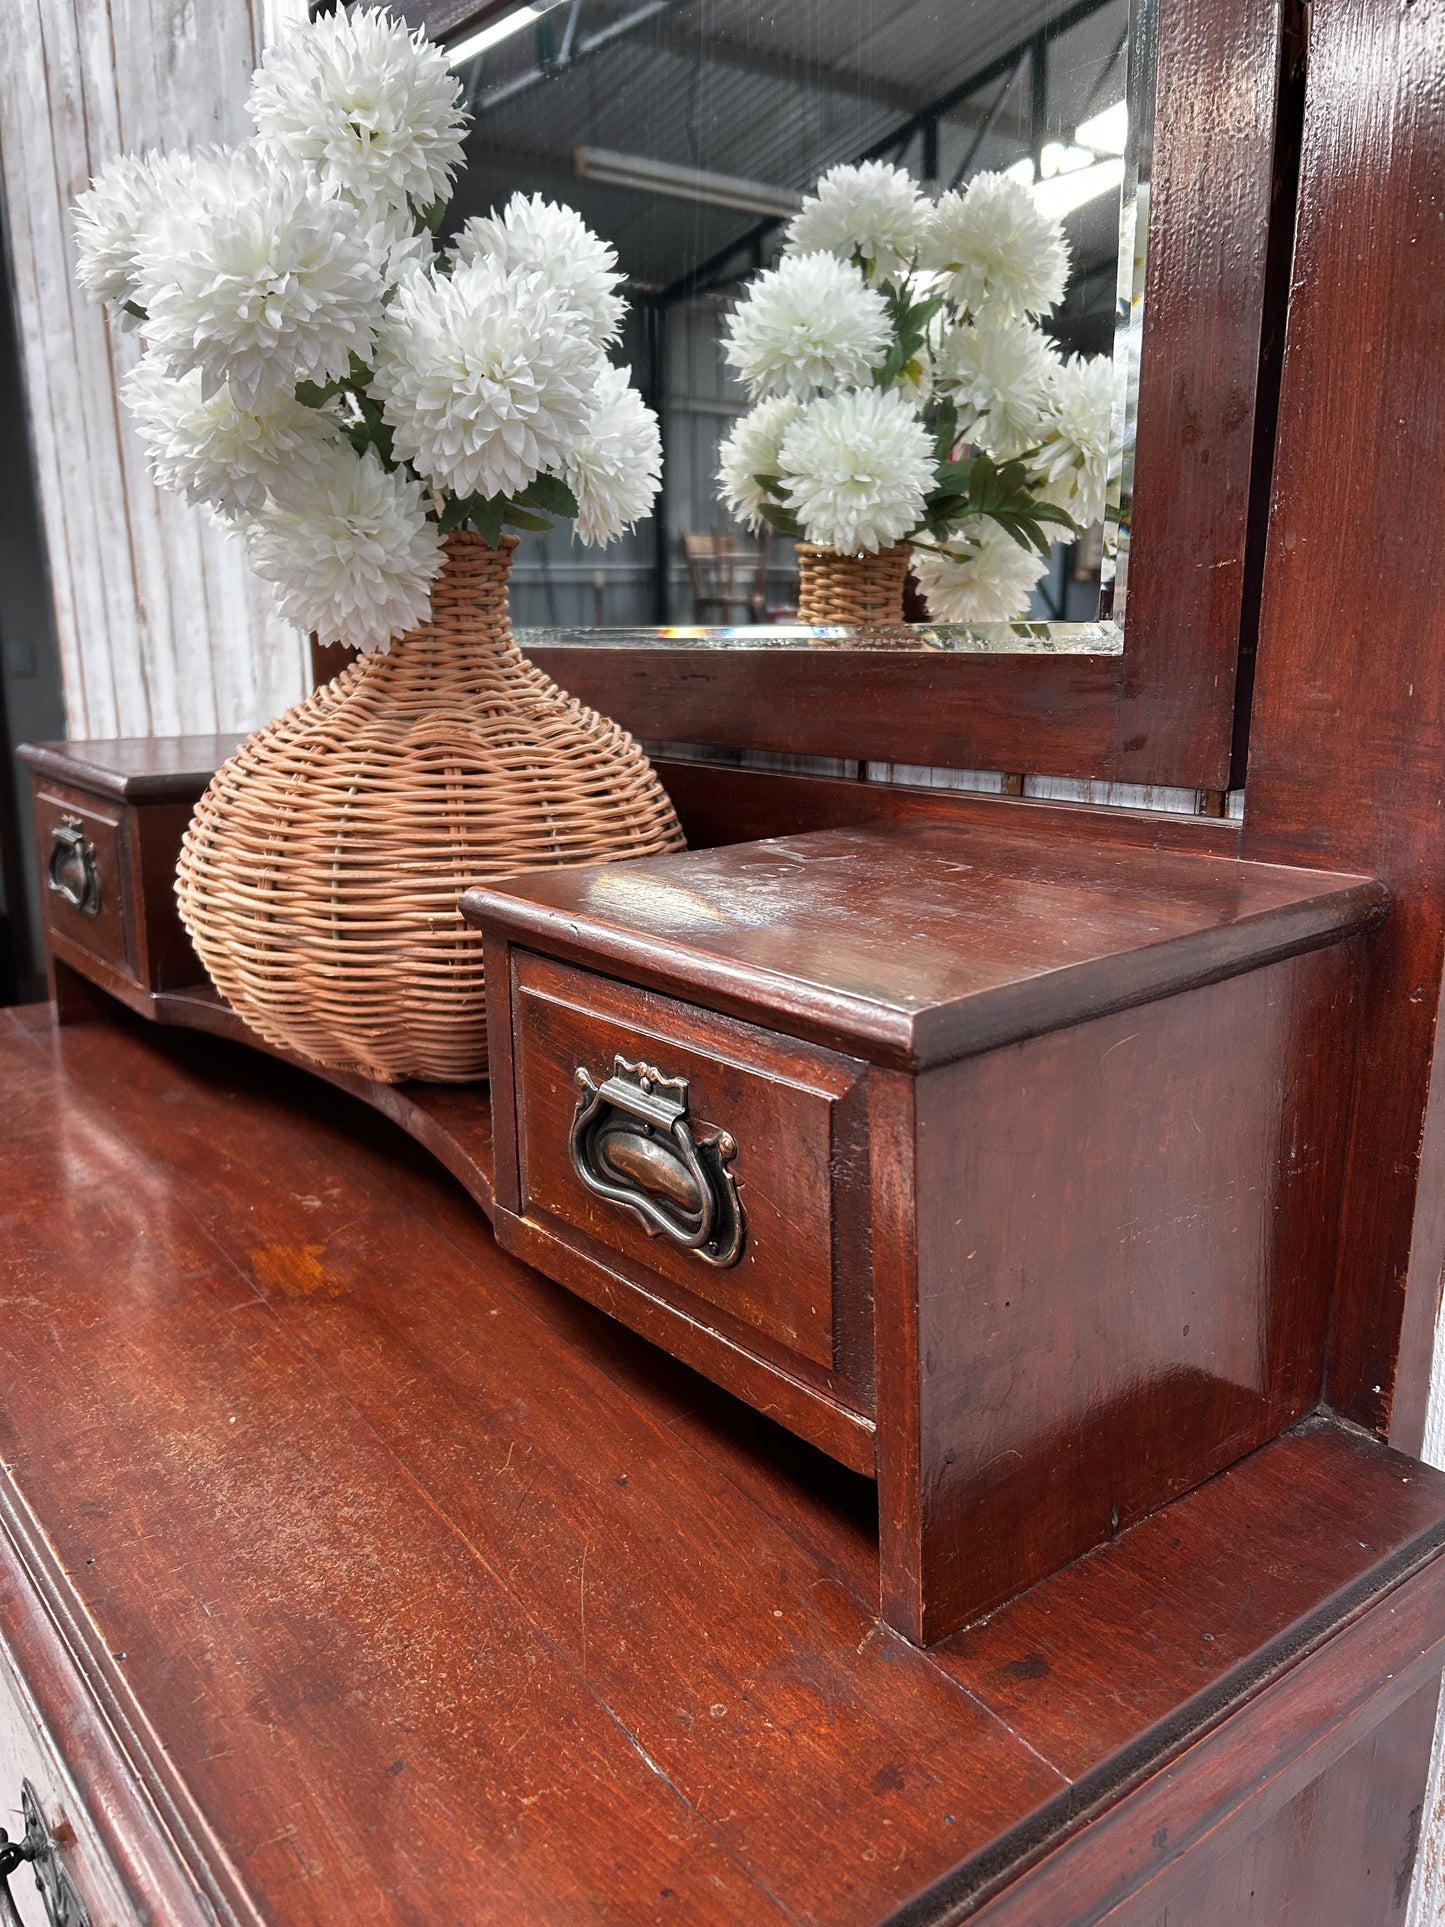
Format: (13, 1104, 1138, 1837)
(467, 822, 1392, 1642)
(33, 782, 132, 978)
(508, 951, 872, 1408)
(21, 737, 243, 1003)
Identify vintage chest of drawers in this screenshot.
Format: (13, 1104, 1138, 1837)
(464, 823, 1388, 1640)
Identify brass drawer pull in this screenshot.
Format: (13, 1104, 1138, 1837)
(0, 1781, 88, 1927)
(46, 818, 102, 917)
(570, 1055, 744, 1268)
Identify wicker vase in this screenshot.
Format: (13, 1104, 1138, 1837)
(176, 531, 684, 1085)
(796, 543, 912, 626)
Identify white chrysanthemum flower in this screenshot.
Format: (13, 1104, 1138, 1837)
(920, 172, 1069, 320)
(913, 524, 1050, 622)
(249, 5, 466, 217)
(135, 145, 384, 410)
(363, 203, 435, 293)
(1030, 353, 1120, 527)
(72, 148, 203, 312)
(777, 387, 935, 554)
(723, 253, 891, 401)
(246, 443, 442, 651)
(562, 364, 661, 546)
(372, 256, 605, 500)
(452, 194, 624, 347)
(121, 355, 343, 518)
(936, 313, 1059, 457)
(716, 396, 805, 529)
(784, 160, 929, 283)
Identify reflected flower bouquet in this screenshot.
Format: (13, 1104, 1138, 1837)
(72, 7, 661, 651)
(717, 160, 1121, 621)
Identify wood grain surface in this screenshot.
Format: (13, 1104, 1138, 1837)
(3, 1002, 1444, 1923)
(464, 821, 1386, 1073)
(1240, 0, 1445, 1456)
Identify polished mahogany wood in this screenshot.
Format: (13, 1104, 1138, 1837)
(469, 823, 1385, 1637)
(1239, 0, 1445, 1452)
(464, 821, 1386, 1072)
(510, 951, 872, 1393)
(2, 1003, 1444, 1924)
(653, 757, 1246, 862)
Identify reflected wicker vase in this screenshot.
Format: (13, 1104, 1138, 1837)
(795, 542, 912, 626)
(176, 531, 684, 1085)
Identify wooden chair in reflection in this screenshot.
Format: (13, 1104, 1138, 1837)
(683, 527, 785, 625)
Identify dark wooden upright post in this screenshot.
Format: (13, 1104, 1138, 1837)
(1242, 0, 1445, 1449)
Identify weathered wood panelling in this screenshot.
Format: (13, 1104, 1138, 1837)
(0, 0, 310, 739)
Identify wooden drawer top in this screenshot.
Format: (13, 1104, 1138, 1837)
(18, 735, 243, 803)
(464, 823, 1388, 1071)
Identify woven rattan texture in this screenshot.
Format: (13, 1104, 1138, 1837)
(176, 533, 684, 1084)
(795, 543, 911, 625)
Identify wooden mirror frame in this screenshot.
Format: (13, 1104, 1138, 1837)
(418, 0, 1287, 791)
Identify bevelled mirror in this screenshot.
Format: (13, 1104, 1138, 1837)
(399, 0, 1282, 788)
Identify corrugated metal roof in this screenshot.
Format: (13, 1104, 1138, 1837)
(445, 0, 1131, 297)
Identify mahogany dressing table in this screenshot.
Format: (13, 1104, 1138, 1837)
(3, 0, 1444, 1915)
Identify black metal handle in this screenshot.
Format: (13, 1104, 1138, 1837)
(46, 819, 101, 917)
(0, 1784, 88, 1927)
(569, 1055, 744, 1268)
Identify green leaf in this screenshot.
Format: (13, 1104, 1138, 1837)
(417, 199, 447, 234)
(122, 300, 148, 321)
(502, 506, 555, 531)
(294, 377, 345, 409)
(930, 398, 959, 463)
(757, 500, 803, 538)
(436, 495, 474, 534)
(467, 494, 509, 547)
(754, 472, 788, 501)
(517, 473, 579, 518)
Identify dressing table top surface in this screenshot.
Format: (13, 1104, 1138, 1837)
(1, 1000, 1443, 1924)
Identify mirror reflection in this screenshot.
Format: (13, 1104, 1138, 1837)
(441, 0, 1144, 649)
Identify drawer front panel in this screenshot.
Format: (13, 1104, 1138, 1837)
(0, 1647, 139, 1925)
(33, 787, 131, 979)
(512, 952, 866, 1377)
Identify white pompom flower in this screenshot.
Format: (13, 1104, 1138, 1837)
(920, 172, 1069, 320)
(784, 160, 929, 283)
(452, 194, 625, 347)
(562, 364, 661, 546)
(936, 313, 1059, 457)
(717, 396, 804, 530)
(120, 355, 343, 518)
(723, 253, 892, 401)
(246, 443, 442, 651)
(777, 387, 935, 554)
(72, 148, 203, 313)
(1030, 353, 1121, 527)
(135, 145, 384, 410)
(913, 524, 1050, 622)
(249, 5, 466, 217)
(372, 256, 605, 501)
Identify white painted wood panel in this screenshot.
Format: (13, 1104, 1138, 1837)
(0, 0, 310, 740)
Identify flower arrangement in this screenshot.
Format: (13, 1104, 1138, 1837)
(71, 7, 661, 653)
(717, 159, 1121, 622)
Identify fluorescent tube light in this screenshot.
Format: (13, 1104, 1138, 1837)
(1075, 99, 1128, 156)
(448, 3, 566, 66)
(574, 147, 804, 220)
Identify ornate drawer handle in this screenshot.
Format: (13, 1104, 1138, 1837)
(0, 1781, 89, 1926)
(570, 1055, 744, 1268)
(47, 817, 102, 917)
